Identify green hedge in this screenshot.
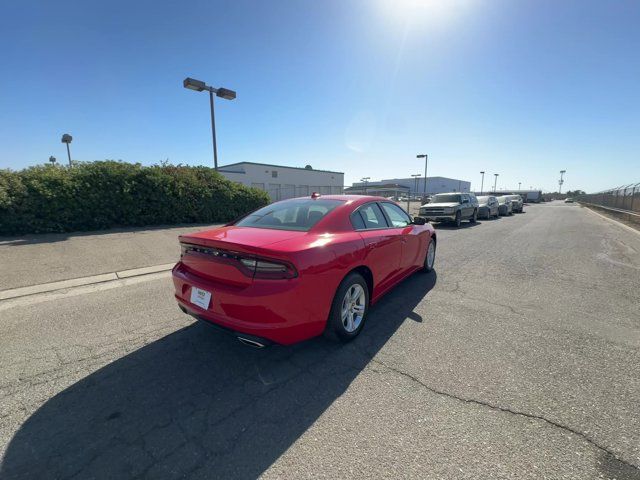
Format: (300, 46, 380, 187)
(0, 161, 270, 235)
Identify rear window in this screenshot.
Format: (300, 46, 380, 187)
(235, 199, 343, 231)
(432, 194, 461, 203)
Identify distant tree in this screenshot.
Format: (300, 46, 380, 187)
(305, 165, 313, 170)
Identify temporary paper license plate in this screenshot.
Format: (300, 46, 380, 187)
(190, 287, 212, 310)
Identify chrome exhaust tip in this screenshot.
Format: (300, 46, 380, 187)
(237, 336, 265, 348)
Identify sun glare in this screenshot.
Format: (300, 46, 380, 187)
(379, 0, 475, 24)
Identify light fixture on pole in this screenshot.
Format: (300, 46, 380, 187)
(360, 177, 370, 194)
(493, 173, 499, 192)
(559, 170, 566, 194)
(479, 171, 485, 195)
(61, 134, 73, 166)
(48, 156, 56, 165)
(183, 77, 236, 170)
(417, 154, 428, 195)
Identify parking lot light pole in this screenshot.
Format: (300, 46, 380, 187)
(479, 171, 485, 195)
(493, 173, 499, 192)
(417, 154, 428, 195)
(183, 77, 236, 170)
(61, 134, 73, 166)
(559, 170, 566, 194)
(518, 182, 521, 191)
(360, 177, 370, 194)
(411, 174, 421, 197)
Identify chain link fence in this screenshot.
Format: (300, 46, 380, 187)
(577, 183, 640, 223)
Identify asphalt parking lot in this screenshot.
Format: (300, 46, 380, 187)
(1, 202, 639, 479)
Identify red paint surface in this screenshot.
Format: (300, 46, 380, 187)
(173, 195, 435, 345)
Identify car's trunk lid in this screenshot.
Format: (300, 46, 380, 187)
(179, 226, 304, 286)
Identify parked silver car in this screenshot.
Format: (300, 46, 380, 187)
(477, 195, 499, 219)
(505, 194, 524, 213)
(418, 193, 479, 227)
(497, 196, 513, 216)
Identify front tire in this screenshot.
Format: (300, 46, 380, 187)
(423, 238, 436, 273)
(325, 273, 369, 342)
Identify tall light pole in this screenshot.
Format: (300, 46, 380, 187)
(493, 173, 499, 192)
(411, 174, 421, 197)
(183, 77, 236, 170)
(360, 177, 370, 194)
(479, 171, 485, 195)
(518, 182, 521, 191)
(559, 170, 566, 194)
(61, 134, 73, 166)
(417, 154, 428, 195)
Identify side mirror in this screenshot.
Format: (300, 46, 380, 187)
(412, 216, 426, 225)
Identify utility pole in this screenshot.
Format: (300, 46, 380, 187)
(480, 171, 485, 195)
(493, 173, 499, 192)
(559, 170, 566, 194)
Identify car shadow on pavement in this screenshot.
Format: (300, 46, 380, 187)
(0, 272, 437, 479)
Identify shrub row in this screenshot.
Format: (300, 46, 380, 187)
(0, 161, 270, 235)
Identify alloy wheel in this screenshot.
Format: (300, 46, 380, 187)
(341, 284, 366, 333)
(426, 239, 436, 270)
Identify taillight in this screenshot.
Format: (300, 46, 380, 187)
(240, 258, 297, 279)
(180, 243, 297, 280)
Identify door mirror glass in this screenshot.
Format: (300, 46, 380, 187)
(411, 216, 426, 225)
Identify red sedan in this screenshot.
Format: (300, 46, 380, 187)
(172, 194, 436, 346)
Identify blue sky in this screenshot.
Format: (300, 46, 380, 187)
(1, 0, 638, 192)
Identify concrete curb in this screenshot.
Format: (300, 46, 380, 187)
(582, 205, 640, 236)
(0, 263, 175, 301)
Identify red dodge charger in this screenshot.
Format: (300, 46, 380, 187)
(172, 194, 436, 346)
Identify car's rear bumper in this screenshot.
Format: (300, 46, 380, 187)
(172, 262, 328, 345)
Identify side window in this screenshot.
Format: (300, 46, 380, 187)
(380, 202, 411, 228)
(357, 203, 389, 229)
(350, 211, 366, 230)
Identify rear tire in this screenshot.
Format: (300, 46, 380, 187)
(325, 272, 369, 342)
(454, 211, 462, 227)
(470, 209, 478, 223)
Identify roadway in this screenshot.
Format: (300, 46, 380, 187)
(1, 202, 639, 479)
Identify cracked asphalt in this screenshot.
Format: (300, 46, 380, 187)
(1, 202, 639, 479)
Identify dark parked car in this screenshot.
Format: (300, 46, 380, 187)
(418, 193, 479, 227)
(477, 195, 499, 219)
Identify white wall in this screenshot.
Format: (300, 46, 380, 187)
(219, 163, 344, 201)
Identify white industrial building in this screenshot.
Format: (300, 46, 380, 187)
(218, 162, 344, 201)
(351, 176, 471, 195)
